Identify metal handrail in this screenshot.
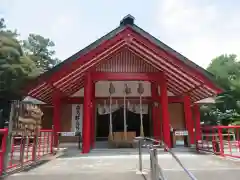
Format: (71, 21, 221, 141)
(135, 136, 198, 180)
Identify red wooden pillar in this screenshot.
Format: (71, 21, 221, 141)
(151, 83, 159, 140)
(82, 73, 92, 153)
(91, 82, 96, 148)
(193, 104, 201, 142)
(183, 96, 194, 145)
(53, 94, 61, 147)
(159, 78, 171, 148)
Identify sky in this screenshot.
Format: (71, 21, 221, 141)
(1, 0, 240, 68)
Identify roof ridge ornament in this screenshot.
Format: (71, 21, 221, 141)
(124, 34, 133, 44)
(120, 14, 135, 26)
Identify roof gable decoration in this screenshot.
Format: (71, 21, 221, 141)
(26, 14, 222, 104)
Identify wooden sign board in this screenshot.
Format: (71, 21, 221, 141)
(175, 131, 188, 136)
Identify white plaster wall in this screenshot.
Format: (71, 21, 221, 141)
(71, 81, 174, 97)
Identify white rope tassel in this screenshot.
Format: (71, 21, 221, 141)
(108, 82, 115, 141)
(109, 94, 113, 140)
(123, 83, 131, 141)
(140, 93, 144, 137)
(138, 82, 144, 137)
(123, 91, 127, 140)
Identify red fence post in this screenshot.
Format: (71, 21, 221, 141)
(237, 128, 240, 153)
(0, 128, 8, 176)
(50, 126, 54, 154)
(218, 127, 224, 156)
(197, 126, 240, 158)
(32, 134, 37, 162)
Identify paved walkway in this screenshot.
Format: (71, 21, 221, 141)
(5, 147, 240, 180)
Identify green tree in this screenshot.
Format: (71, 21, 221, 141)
(0, 18, 6, 29)
(23, 34, 60, 71)
(207, 54, 240, 90)
(0, 18, 19, 39)
(0, 18, 41, 96)
(203, 54, 240, 125)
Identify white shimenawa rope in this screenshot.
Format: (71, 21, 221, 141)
(108, 82, 115, 141)
(138, 82, 144, 137)
(123, 88, 127, 140)
(140, 93, 144, 137)
(109, 93, 113, 140)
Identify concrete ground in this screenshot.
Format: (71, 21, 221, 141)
(5, 147, 240, 180)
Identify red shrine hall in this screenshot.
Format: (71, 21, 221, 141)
(26, 15, 222, 153)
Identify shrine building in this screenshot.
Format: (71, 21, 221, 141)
(25, 15, 222, 153)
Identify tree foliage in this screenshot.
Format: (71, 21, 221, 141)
(0, 17, 61, 128)
(0, 18, 19, 39)
(0, 18, 59, 98)
(23, 34, 60, 71)
(0, 19, 42, 96)
(202, 54, 240, 125)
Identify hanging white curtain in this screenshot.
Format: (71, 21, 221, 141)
(97, 103, 148, 115)
(127, 104, 148, 114)
(97, 103, 120, 115)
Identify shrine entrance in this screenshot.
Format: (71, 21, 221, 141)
(96, 106, 151, 142)
(95, 81, 152, 148)
(26, 15, 222, 154)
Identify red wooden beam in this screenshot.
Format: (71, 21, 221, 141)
(25, 28, 130, 95)
(91, 72, 163, 81)
(183, 96, 194, 145)
(63, 79, 85, 96)
(193, 104, 202, 142)
(57, 48, 125, 94)
(129, 29, 222, 94)
(127, 41, 213, 101)
(184, 83, 214, 100)
(54, 41, 126, 88)
(159, 77, 171, 148)
(126, 47, 191, 95)
(61, 96, 183, 104)
(27, 26, 221, 104)
(53, 92, 61, 147)
(129, 41, 198, 89)
(29, 83, 52, 97)
(127, 45, 197, 91)
(49, 83, 67, 98)
(49, 29, 132, 85)
(28, 82, 46, 95)
(31, 86, 53, 103)
(82, 72, 92, 153)
(65, 82, 84, 96)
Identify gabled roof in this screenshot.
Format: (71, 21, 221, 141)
(25, 14, 222, 104)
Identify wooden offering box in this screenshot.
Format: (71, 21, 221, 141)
(108, 131, 137, 148)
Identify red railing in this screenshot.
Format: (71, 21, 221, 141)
(36, 130, 54, 159)
(197, 126, 240, 158)
(0, 129, 54, 175)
